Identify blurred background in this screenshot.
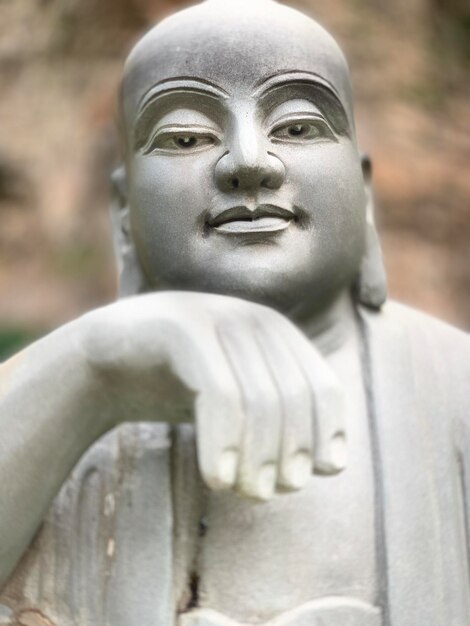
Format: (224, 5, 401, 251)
(0, 0, 469, 358)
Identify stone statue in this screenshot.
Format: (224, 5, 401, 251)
(0, 0, 469, 624)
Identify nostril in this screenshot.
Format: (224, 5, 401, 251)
(231, 177, 239, 189)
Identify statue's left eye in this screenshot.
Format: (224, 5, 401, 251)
(286, 124, 313, 138)
(270, 119, 334, 143)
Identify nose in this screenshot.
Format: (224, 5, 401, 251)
(215, 119, 285, 193)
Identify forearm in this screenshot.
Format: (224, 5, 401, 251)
(0, 320, 112, 586)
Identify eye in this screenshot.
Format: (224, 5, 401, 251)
(270, 118, 335, 144)
(142, 127, 220, 155)
(159, 134, 215, 151)
(175, 136, 198, 149)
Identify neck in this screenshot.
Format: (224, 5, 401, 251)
(293, 290, 357, 356)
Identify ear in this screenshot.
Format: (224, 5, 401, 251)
(109, 166, 149, 297)
(354, 154, 387, 309)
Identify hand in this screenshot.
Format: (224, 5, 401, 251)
(82, 292, 346, 500)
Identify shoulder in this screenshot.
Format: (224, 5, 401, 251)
(359, 299, 469, 346)
(360, 300, 469, 413)
(383, 299, 469, 358)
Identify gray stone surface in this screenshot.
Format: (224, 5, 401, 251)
(0, 1, 469, 625)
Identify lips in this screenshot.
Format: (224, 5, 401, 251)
(208, 204, 296, 235)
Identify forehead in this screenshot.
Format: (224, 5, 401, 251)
(120, 0, 354, 130)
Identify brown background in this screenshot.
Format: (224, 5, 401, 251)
(0, 0, 468, 352)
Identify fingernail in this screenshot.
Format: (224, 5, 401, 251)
(315, 431, 347, 475)
(286, 451, 311, 489)
(330, 431, 347, 470)
(219, 448, 238, 486)
(257, 463, 276, 500)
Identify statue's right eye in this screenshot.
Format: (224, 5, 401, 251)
(142, 127, 221, 155)
(175, 136, 198, 149)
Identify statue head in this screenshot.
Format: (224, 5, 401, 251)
(113, 0, 386, 319)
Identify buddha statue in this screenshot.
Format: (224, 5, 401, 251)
(0, 1, 469, 625)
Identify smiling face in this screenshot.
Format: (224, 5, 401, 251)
(119, 0, 367, 318)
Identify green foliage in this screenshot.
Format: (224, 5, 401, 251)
(0, 329, 40, 361)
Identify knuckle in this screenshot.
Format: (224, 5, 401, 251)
(204, 369, 241, 406)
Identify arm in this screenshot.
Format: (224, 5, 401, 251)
(0, 319, 113, 586)
(0, 291, 346, 586)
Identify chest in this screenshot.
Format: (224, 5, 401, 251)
(0, 342, 381, 626)
(189, 353, 378, 622)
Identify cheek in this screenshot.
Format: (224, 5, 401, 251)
(128, 155, 215, 228)
(126, 154, 217, 282)
(290, 143, 366, 239)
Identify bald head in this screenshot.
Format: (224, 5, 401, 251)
(113, 0, 375, 316)
(119, 0, 355, 140)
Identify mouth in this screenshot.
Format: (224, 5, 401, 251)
(207, 204, 296, 235)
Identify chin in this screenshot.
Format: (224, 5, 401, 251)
(182, 262, 329, 316)
(152, 244, 360, 318)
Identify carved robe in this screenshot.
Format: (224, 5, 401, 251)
(1, 302, 469, 626)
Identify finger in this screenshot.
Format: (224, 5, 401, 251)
(264, 312, 347, 475)
(216, 316, 283, 501)
(253, 320, 313, 491)
(163, 323, 245, 491)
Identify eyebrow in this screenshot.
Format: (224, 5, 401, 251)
(252, 70, 343, 100)
(253, 71, 351, 136)
(133, 78, 229, 148)
(138, 77, 229, 114)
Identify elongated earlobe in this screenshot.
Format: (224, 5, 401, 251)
(354, 155, 387, 309)
(109, 166, 148, 297)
